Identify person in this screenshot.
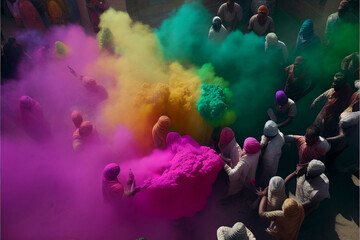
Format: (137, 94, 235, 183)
(166, 131, 200, 153)
(208, 16, 228, 44)
(265, 32, 288, 66)
(284, 56, 312, 97)
(68, 66, 108, 102)
(284, 56, 313, 101)
(295, 19, 321, 62)
(267, 90, 297, 129)
(259, 198, 305, 240)
(2, 37, 24, 80)
(86, 0, 109, 32)
(341, 52, 359, 86)
(71, 112, 100, 151)
(102, 163, 139, 204)
(261, 176, 287, 211)
(218, 127, 242, 168)
(259, 121, 285, 186)
(152, 115, 171, 149)
(223, 137, 261, 195)
(257, 176, 287, 233)
(311, 72, 353, 137)
(19, 95, 51, 141)
(284, 160, 330, 215)
(71, 110, 83, 129)
(248, 5, 275, 36)
(325, 0, 352, 46)
(285, 125, 330, 165)
(217, 222, 256, 240)
(217, 0, 243, 32)
(251, 0, 276, 15)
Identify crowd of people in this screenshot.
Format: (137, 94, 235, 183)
(1, 0, 359, 239)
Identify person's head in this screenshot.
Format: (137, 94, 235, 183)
(282, 198, 304, 218)
(299, 19, 314, 40)
(212, 16, 222, 32)
(79, 121, 93, 138)
(19, 96, 36, 110)
(166, 132, 181, 152)
(263, 120, 279, 138)
(243, 137, 261, 154)
(71, 110, 83, 128)
(269, 176, 285, 194)
(306, 159, 325, 179)
(216, 222, 249, 240)
(227, 0, 235, 11)
(338, 0, 350, 18)
(294, 56, 305, 75)
(305, 125, 320, 145)
(265, 33, 278, 47)
(275, 90, 288, 106)
(82, 77, 98, 91)
(257, 5, 269, 23)
(157, 115, 171, 131)
(8, 37, 16, 45)
(218, 127, 235, 150)
(332, 72, 346, 91)
(103, 163, 120, 181)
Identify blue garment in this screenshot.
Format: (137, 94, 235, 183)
(296, 19, 321, 58)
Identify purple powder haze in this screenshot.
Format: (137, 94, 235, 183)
(2, 25, 230, 240)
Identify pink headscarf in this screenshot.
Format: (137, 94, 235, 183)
(71, 110, 83, 128)
(243, 137, 261, 154)
(103, 163, 120, 181)
(219, 127, 235, 147)
(79, 121, 93, 138)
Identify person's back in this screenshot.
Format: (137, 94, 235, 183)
(208, 25, 228, 44)
(259, 198, 305, 240)
(262, 132, 285, 182)
(295, 160, 330, 214)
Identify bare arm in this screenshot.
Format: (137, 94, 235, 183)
(258, 195, 268, 217)
(311, 89, 331, 109)
(277, 116, 293, 128)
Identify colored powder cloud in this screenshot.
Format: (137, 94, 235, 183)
(135, 144, 225, 220)
(156, 2, 283, 139)
(94, 8, 229, 152)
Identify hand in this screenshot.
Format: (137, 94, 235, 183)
(256, 187, 268, 196)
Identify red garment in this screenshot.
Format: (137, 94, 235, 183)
(348, 91, 359, 111)
(317, 83, 353, 136)
(284, 64, 309, 101)
(294, 136, 328, 164)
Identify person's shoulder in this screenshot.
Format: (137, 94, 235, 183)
(327, 12, 338, 21)
(319, 173, 329, 183)
(219, 3, 227, 9)
(234, 2, 242, 10)
(249, 14, 257, 21)
(267, 16, 274, 22)
(288, 98, 296, 105)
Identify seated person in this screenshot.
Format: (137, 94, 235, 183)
(248, 5, 275, 36)
(267, 90, 297, 129)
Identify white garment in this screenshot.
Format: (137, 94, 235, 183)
(224, 159, 250, 196)
(265, 40, 288, 64)
(242, 151, 261, 188)
(208, 25, 228, 44)
(260, 132, 285, 184)
(220, 138, 243, 167)
(296, 174, 330, 205)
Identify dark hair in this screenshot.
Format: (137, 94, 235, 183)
(305, 125, 320, 139)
